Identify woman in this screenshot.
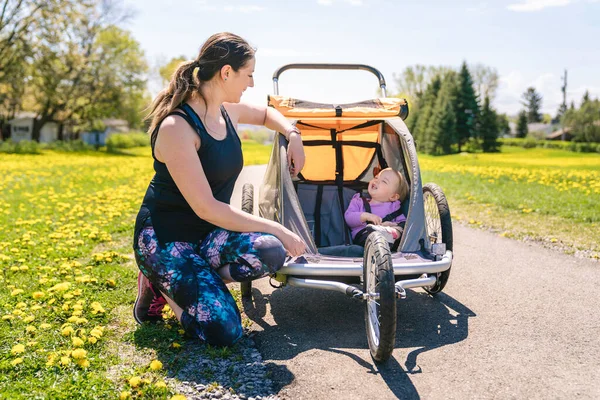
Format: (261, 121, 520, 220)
(133, 32, 306, 346)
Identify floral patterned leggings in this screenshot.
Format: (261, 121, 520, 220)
(134, 221, 286, 346)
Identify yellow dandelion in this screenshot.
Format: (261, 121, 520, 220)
(11, 289, 24, 296)
(142, 378, 151, 385)
(48, 298, 56, 305)
(90, 328, 103, 338)
(178, 329, 185, 335)
(60, 356, 71, 366)
(15, 302, 27, 309)
(87, 336, 97, 344)
(170, 395, 187, 400)
(11, 344, 25, 355)
(62, 326, 74, 336)
(119, 392, 131, 400)
(149, 360, 163, 371)
(23, 316, 34, 323)
(171, 342, 181, 349)
(40, 323, 51, 329)
(46, 354, 57, 366)
(30, 305, 42, 311)
(25, 325, 36, 333)
(106, 279, 116, 287)
(128, 376, 141, 388)
(12, 309, 23, 316)
(155, 381, 167, 389)
(71, 348, 87, 359)
(11, 358, 23, 366)
(76, 359, 90, 368)
(26, 341, 37, 346)
(2, 314, 14, 320)
(72, 337, 84, 347)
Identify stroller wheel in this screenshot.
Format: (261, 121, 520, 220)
(423, 183, 453, 294)
(240, 183, 254, 299)
(363, 231, 396, 363)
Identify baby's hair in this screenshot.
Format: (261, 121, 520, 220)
(381, 167, 409, 201)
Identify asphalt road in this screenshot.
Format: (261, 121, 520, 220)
(231, 165, 600, 400)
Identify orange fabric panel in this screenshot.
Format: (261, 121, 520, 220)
(269, 95, 406, 118)
(299, 129, 379, 181)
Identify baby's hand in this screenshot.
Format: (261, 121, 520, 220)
(361, 212, 382, 225)
(382, 221, 398, 227)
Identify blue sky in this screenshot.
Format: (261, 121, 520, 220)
(123, 0, 600, 116)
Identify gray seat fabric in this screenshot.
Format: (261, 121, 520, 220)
(296, 184, 357, 247)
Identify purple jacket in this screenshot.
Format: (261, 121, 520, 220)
(344, 193, 406, 239)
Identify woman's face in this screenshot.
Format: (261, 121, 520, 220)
(224, 57, 255, 103)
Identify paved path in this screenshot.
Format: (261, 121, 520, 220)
(232, 165, 600, 400)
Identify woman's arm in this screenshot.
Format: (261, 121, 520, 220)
(226, 102, 305, 176)
(155, 117, 305, 255)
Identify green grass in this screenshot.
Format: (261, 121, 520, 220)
(419, 147, 600, 257)
(0, 145, 268, 399)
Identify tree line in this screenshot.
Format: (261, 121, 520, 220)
(394, 62, 509, 155)
(0, 0, 149, 140)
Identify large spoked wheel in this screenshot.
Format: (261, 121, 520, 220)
(363, 232, 396, 363)
(240, 183, 254, 299)
(423, 183, 453, 294)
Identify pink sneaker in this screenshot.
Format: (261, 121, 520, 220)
(133, 272, 167, 324)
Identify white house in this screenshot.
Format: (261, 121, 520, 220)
(8, 113, 59, 143)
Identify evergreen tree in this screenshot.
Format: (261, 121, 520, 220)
(521, 87, 543, 123)
(454, 61, 479, 152)
(423, 74, 457, 155)
(497, 113, 511, 137)
(479, 96, 499, 152)
(413, 75, 442, 149)
(516, 110, 528, 138)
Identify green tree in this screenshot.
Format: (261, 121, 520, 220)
(516, 110, 528, 138)
(422, 74, 457, 155)
(521, 87, 543, 123)
(562, 93, 600, 143)
(159, 56, 187, 85)
(26, 1, 148, 139)
(454, 61, 479, 152)
(413, 75, 442, 148)
(479, 96, 499, 152)
(497, 113, 510, 137)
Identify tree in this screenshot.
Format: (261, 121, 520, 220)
(479, 96, 499, 152)
(159, 56, 187, 86)
(26, 1, 148, 139)
(422, 74, 457, 155)
(471, 63, 499, 101)
(516, 110, 528, 138)
(521, 87, 543, 123)
(497, 113, 511, 137)
(562, 94, 600, 143)
(413, 75, 442, 148)
(454, 61, 479, 152)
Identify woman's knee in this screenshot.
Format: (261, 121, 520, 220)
(204, 318, 243, 346)
(252, 234, 286, 272)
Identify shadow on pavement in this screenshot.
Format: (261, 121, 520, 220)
(244, 285, 476, 399)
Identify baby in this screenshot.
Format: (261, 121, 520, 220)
(344, 167, 409, 248)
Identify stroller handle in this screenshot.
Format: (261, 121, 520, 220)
(272, 63, 387, 97)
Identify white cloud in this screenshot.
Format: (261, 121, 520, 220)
(224, 5, 264, 13)
(507, 0, 572, 12)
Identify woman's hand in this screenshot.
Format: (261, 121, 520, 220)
(287, 133, 305, 177)
(382, 221, 398, 227)
(276, 225, 306, 257)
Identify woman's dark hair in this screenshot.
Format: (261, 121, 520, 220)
(146, 32, 255, 135)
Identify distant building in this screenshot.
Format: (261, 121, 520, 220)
(546, 127, 574, 141)
(80, 119, 130, 146)
(7, 113, 59, 143)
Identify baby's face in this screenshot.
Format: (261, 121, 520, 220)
(368, 169, 400, 202)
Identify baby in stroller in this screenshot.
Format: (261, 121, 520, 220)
(344, 167, 409, 249)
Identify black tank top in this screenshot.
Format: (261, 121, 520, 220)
(134, 103, 243, 244)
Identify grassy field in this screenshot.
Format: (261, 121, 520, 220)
(0, 141, 271, 399)
(419, 147, 600, 258)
